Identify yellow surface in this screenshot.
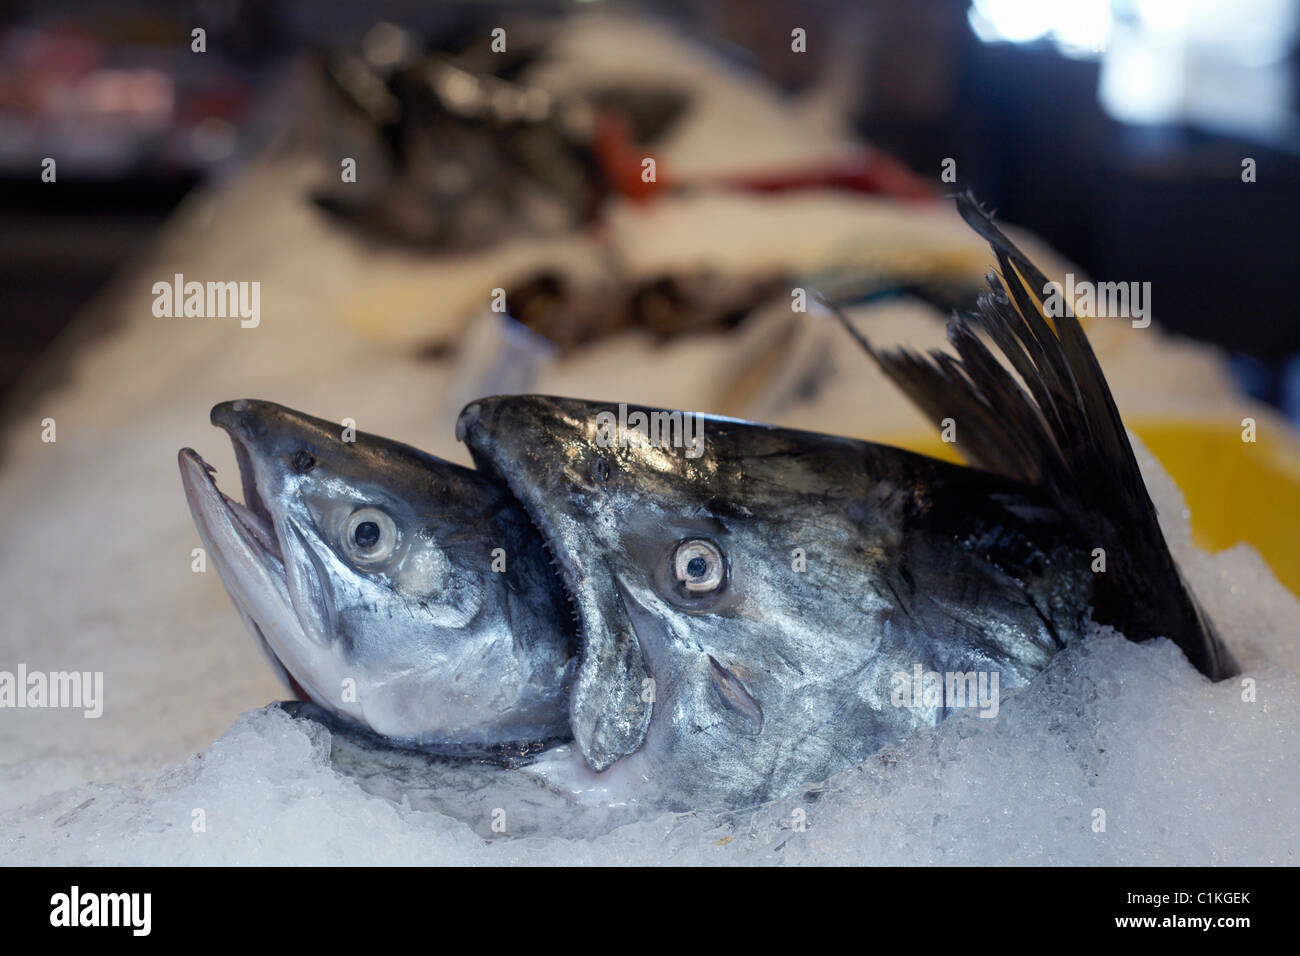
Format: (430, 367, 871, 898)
(886, 419, 1300, 599)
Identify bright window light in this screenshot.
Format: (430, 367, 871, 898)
(969, 0, 1111, 56)
(969, 0, 1299, 136)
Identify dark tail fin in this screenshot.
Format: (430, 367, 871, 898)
(829, 193, 1236, 680)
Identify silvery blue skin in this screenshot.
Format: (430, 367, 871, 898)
(456, 397, 1095, 810)
(179, 400, 576, 755)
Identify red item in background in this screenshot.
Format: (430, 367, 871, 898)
(592, 109, 668, 202)
(723, 148, 938, 201)
(594, 107, 936, 205)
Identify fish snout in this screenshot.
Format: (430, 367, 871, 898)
(456, 395, 564, 455)
(210, 399, 334, 465)
(455, 396, 521, 468)
(210, 399, 275, 442)
(456, 397, 571, 502)
(454, 400, 481, 443)
(458, 395, 608, 504)
(455, 397, 519, 447)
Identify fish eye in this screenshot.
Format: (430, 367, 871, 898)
(590, 455, 612, 484)
(343, 507, 398, 564)
(291, 449, 316, 473)
(673, 538, 725, 594)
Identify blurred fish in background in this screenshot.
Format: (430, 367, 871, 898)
(2, 0, 1298, 412)
(2, 0, 1297, 583)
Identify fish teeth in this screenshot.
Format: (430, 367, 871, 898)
(215, 477, 283, 563)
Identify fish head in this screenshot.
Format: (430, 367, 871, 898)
(180, 399, 575, 752)
(457, 395, 906, 791)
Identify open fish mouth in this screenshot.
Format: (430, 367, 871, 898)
(178, 444, 307, 699)
(456, 397, 657, 771)
(180, 447, 282, 565)
(454, 404, 589, 638)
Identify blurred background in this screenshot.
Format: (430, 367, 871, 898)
(2, 0, 1298, 417)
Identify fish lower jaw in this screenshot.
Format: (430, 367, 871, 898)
(224, 491, 282, 565)
(179, 447, 323, 703)
(180, 447, 283, 566)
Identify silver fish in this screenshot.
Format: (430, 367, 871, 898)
(179, 400, 576, 756)
(455, 397, 1098, 808)
(179, 199, 1235, 812)
(455, 197, 1235, 809)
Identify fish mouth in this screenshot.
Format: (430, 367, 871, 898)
(178, 443, 309, 701)
(180, 447, 282, 566)
(454, 401, 588, 627)
(457, 397, 654, 771)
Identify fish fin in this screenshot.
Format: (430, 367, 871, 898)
(829, 194, 1236, 680)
